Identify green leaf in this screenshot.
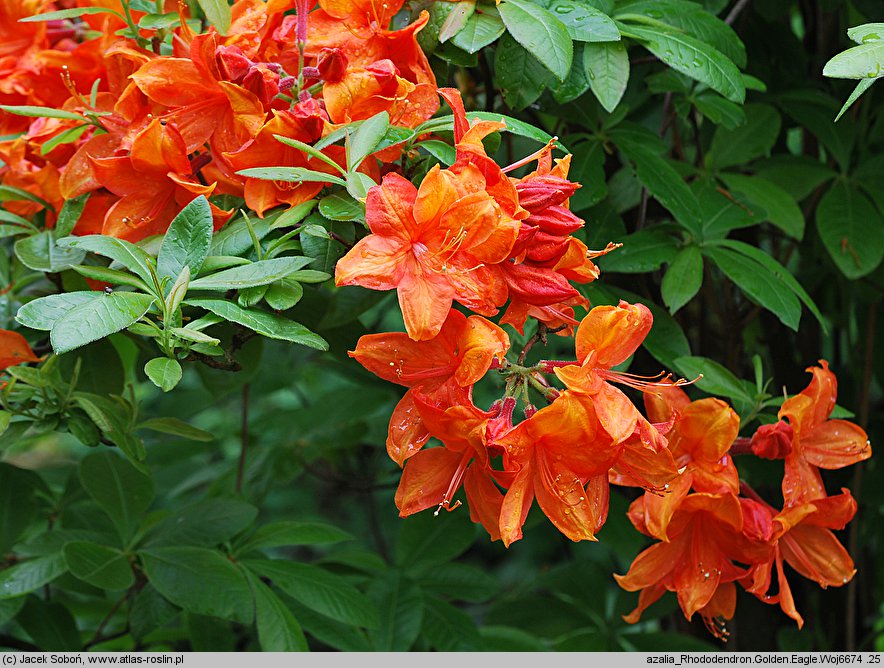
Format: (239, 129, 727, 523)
(79, 451, 154, 542)
(14, 230, 87, 272)
(345, 171, 377, 201)
(611, 124, 702, 229)
(188, 257, 314, 291)
(319, 192, 364, 221)
(236, 522, 353, 556)
(269, 200, 318, 230)
(616, 0, 745, 66)
(195, 0, 231, 33)
(244, 570, 308, 652)
(661, 245, 703, 313)
(707, 104, 781, 170)
(754, 156, 836, 202)
(185, 299, 328, 349)
(421, 596, 480, 651)
(347, 111, 390, 171)
(140, 547, 253, 623)
(138, 12, 181, 29)
(236, 167, 346, 188)
(72, 265, 152, 292)
(450, 7, 506, 53)
(273, 135, 345, 175)
(0, 183, 53, 209)
(673, 354, 755, 411)
(709, 238, 826, 330)
(0, 554, 67, 599)
(834, 78, 875, 122)
(494, 34, 551, 110)
(0, 464, 39, 554)
(63, 541, 134, 590)
(693, 92, 746, 128)
(597, 228, 678, 273)
(264, 278, 304, 311)
(583, 41, 629, 112)
(418, 563, 499, 603)
(157, 195, 213, 284)
(554, 43, 591, 103)
(129, 586, 180, 641)
(50, 292, 156, 354)
(59, 235, 155, 284)
(367, 570, 424, 651)
(244, 559, 379, 628)
(144, 357, 182, 392)
(40, 123, 91, 156)
(704, 246, 802, 330)
(626, 24, 744, 103)
(536, 0, 619, 42)
(16, 292, 101, 331)
(210, 215, 272, 256)
(499, 0, 573, 81)
(73, 392, 146, 464)
(15, 598, 81, 651)
(847, 23, 884, 44)
(0, 104, 86, 121)
(136, 417, 214, 441)
(19, 6, 122, 21)
(55, 193, 90, 237)
(145, 499, 257, 547)
(395, 510, 476, 574)
(719, 173, 804, 239)
(415, 112, 562, 150)
(823, 41, 884, 79)
(815, 181, 884, 279)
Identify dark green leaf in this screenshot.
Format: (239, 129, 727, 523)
(673, 354, 755, 411)
(367, 571, 424, 651)
(395, 510, 476, 573)
(815, 180, 884, 279)
(348, 111, 389, 171)
(536, 0, 619, 42)
(719, 173, 804, 239)
(704, 246, 801, 330)
(596, 228, 678, 273)
(450, 7, 506, 52)
(244, 570, 308, 651)
(0, 464, 39, 554)
(236, 521, 353, 556)
(421, 596, 480, 651)
(494, 34, 551, 109)
(55, 193, 90, 237)
(707, 104, 781, 170)
(264, 278, 304, 311)
(244, 559, 379, 628)
(144, 499, 258, 547)
(319, 192, 364, 222)
(79, 451, 154, 542)
(16, 597, 81, 650)
(140, 547, 253, 623)
(0, 554, 67, 599)
(661, 245, 703, 313)
(136, 417, 214, 442)
(419, 563, 499, 603)
(63, 541, 134, 590)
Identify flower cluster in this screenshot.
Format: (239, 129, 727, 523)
(0, 0, 437, 238)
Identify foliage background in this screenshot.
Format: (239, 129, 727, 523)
(0, 0, 882, 653)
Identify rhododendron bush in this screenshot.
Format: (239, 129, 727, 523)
(0, 0, 880, 653)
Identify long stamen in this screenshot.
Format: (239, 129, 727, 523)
(435, 449, 472, 516)
(502, 137, 558, 174)
(599, 369, 702, 392)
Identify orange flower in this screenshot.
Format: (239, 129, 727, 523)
(779, 361, 871, 506)
(616, 492, 771, 639)
(335, 165, 520, 341)
(0, 330, 39, 370)
(496, 390, 616, 546)
(740, 489, 857, 628)
(349, 308, 509, 465)
(394, 393, 504, 540)
(553, 301, 657, 444)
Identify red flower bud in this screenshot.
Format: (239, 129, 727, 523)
(525, 204, 583, 236)
(242, 66, 280, 107)
(515, 174, 579, 211)
(738, 498, 774, 542)
(317, 48, 348, 83)
(216, 45, 253, 83)
(524, 231, 570, 264)
(750, 421, 794, 460)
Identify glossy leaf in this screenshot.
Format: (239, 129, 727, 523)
(50, 292, 156, 354)
(157, 196, 213, 284)
(661, 245, 703, 314)
(499, 0, 573, 81)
